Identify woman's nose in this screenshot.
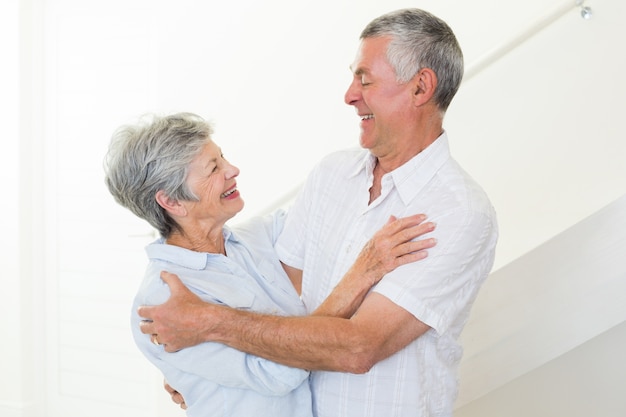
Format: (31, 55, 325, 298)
(225, 162, 240, 179)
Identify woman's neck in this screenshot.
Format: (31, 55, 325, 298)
(166, 224, 226, 255)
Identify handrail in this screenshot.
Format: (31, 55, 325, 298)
(464, 0, 587, 82)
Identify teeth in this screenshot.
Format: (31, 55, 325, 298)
(221, 188, 236, 198)
(361, 114, 374, 120)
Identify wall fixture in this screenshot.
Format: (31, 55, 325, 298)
(576, 0, 593, 19)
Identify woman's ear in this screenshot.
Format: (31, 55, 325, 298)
(412, 68, 437, 106)
(155, 190, 186, 217)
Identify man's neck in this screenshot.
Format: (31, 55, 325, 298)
(368, 160, 387, 204)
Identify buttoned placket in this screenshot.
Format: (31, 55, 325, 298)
(330, 172, 397, 292)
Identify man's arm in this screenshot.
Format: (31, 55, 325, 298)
(138, 214, 435, 351)
(208, 292, 429, 373)
(142, 276, 428, 373)
(217, 207, 495, 373)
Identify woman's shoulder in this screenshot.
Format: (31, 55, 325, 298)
(230, 209, 287, 248)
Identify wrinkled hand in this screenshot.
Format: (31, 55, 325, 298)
(138, 271, 214, 352)
(354, 214, 436, 286)
(164, 380, 187, 410)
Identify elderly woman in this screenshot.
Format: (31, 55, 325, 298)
(104, 113, 434, 417)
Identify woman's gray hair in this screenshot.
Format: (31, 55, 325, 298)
(361, 8, 464, 112)
(104, 112, 213, 238)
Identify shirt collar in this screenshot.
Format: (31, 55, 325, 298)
(349, 149, 377, 178)
(392, 132, 451, 205)
(347, 132, 451, 205)
(145, 225, 238, 271)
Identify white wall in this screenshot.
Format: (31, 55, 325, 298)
(456, 320, 626, 417)
(1, 1, 48, 416)
(446, 0, 626, 271)
(4, 0, 625, 416)
(0, 1, 28, 416)
(456, 195, 626, 411)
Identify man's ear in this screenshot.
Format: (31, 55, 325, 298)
(412, 68, 437, 106)
(155, 190, 186, 217)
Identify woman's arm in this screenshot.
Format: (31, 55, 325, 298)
(310, 214, 435, 318)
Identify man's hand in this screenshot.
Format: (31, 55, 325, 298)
(164, 380, 187, 410)
(138, 271, 214, 352)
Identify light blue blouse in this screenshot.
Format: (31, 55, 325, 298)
(130, 210, 312, 417)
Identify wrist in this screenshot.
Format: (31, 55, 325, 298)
(197, 303, 225, 343)
(356, 265, 383, 289)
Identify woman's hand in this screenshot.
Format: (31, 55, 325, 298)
(354, 214, 436, 287)
(313, 213, 435, 318)
(164, 380, 187, 410)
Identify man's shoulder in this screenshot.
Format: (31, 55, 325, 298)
(420, 156, 497, 226)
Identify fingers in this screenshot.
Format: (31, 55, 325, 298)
(164, 344, 179, 353)
(164, 380, 175, 394)
(407, 221, 436, 244)
(382, 215, 437, 265)
(385, 215, 398, 225)
(160, 270, 185, 293)
(393, 250, 429, 268)
(139, 319, 154, 335)
(391, 236, 437, 258)
(405, 220, 436, 240)
(137, 304, 153, 320)
(164, 380, 187, 410)
(137, 270, 183, 322)
(386, 220, 436, 249)
(366, 216, 435, 258)
(384, 214, 426, 235)
(388, 221, 436, 255)
(353, 214, 437, 278)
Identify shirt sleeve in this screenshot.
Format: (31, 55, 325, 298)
(156, 335, 308, 396)
(373, 206, 498, 336)
(233, 209, 288, 248)
(275, 168, 318, 270)
(132, 271, 309, 396)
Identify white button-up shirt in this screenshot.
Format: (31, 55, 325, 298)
(276, 133, 498, 417)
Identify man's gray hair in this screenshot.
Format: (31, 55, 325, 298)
(104, 112, 213, 237)
(361, 8, 464, 112)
